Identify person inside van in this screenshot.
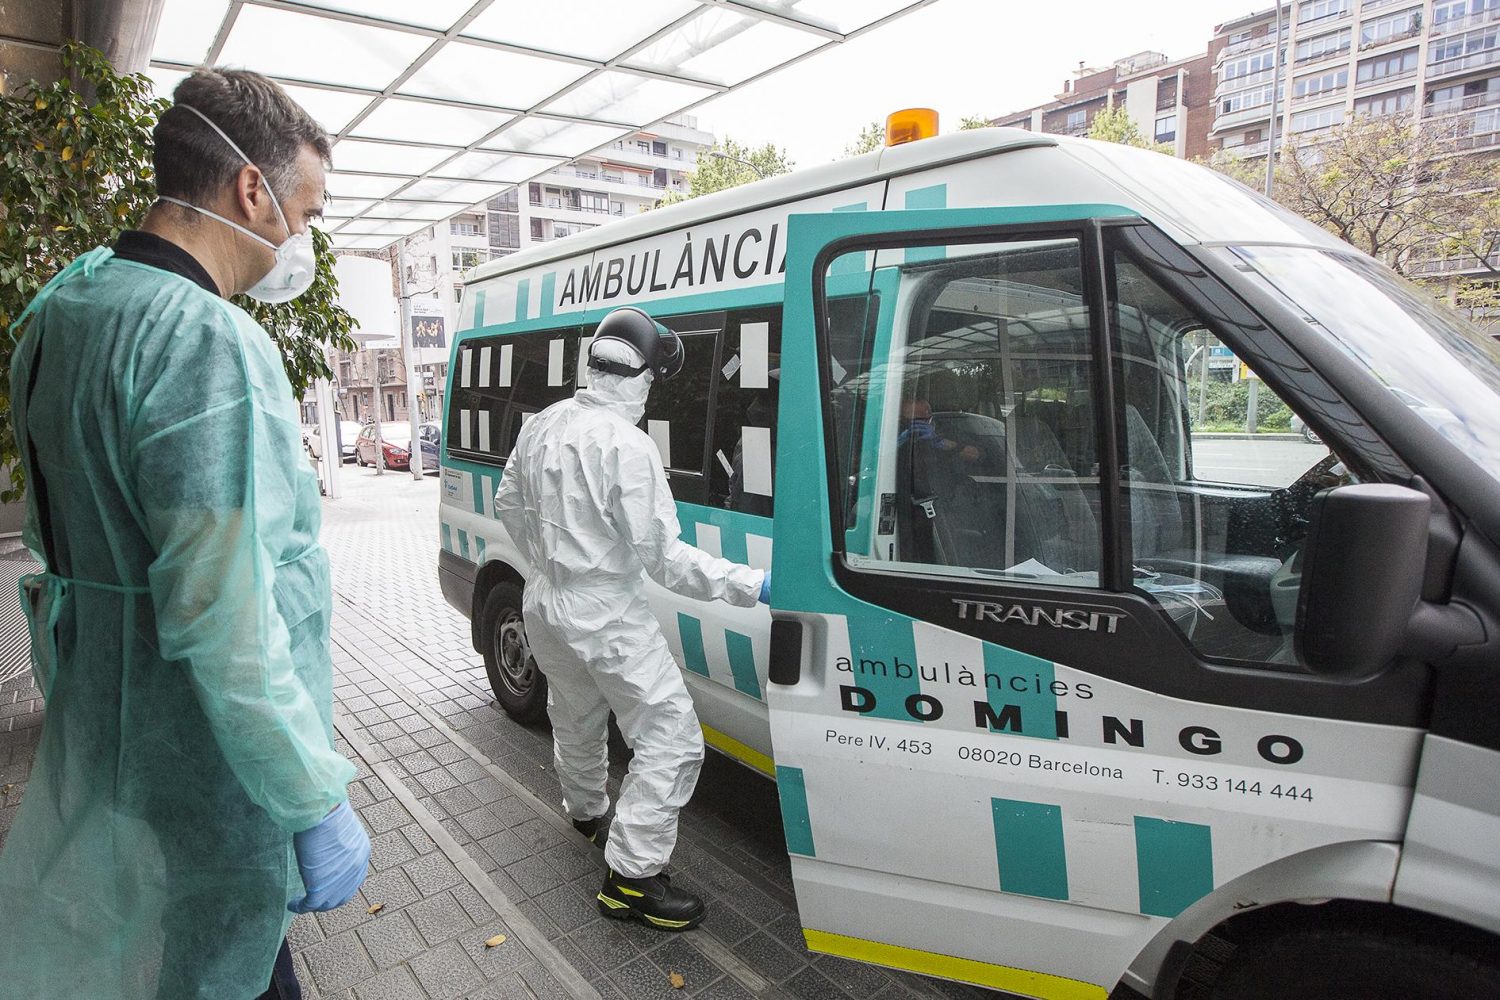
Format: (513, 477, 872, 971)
(493, 307, 770, 932)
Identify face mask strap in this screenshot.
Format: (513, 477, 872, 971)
(158, 196, 280, 253)
(174, 103, 294, 240)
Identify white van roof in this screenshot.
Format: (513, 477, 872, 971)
(466, 128, 1343, 287)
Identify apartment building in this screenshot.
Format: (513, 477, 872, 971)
(990, 49, 1217, 159)
(1212, 0, 1500, 160)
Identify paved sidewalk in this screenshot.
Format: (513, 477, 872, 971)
(0, 467, 998, 999)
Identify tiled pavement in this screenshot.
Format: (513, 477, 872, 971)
(0, 467, 1000, 999)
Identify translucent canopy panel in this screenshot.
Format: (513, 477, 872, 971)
(324, 198, 376, 219)
(216, 6, 430, 90)
(734, 0, 921, 33)
(625, 7, 825, 87)
(398, 42, 588, 108)
(434, 149, 566, 183)
(461, 0, 698, 62)
(147, 0, 931, 250)
(324, 173, 409, 199)
(280, 85, 376, 135)
(283, 0, 476, 30)
(332, 140, 455, 175)
(479, 118, 633, 158)
(151, 0, 228, 64)
(541, 72, 717, 127)
(349, 99, 515, 147)
(396, 178, 512, 205)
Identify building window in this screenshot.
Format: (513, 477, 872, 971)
(652, 140, 667, 156)
(1297, 0, 1349, 24)
(1221, 83, 1280, 114)
(450, 220, 483, 237)
(1154, 114, 1178, 142)
(1065, 109, 1087, 130)
(1295, 27, 1352, 62)
(452, 249, 486, 271)
(1354, 89, 1415, 116)
(1429, 25, 1500, 68)
(579, 191, 608, 213)
(1291, 104, 1345, 132)
(609, 200, 624, 216)
(530, 218, 543, 240)
(487, 189, 519, 213)
(1427, 76, 1500, 113)
(1357, 47, 1418, 82)
(1293, 67, 1349, 99)
(1360, 8, 1421, 48)
(453, 283, 464, 305)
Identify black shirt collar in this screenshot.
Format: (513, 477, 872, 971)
(112, 230, 220, 297)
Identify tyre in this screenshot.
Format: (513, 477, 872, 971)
(1301, 424, 1321, 445)
(479, 582, 548, 724)
(1209, 927, 1500, 1000)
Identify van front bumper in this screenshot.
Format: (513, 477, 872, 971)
(438, 548, 476, 621)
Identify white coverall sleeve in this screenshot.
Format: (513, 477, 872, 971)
(493, 447, 528, 555)
(609, 436, 764, 607)
(131, 313, 353, 833)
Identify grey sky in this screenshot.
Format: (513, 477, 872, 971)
(698, 0, 1266, 164)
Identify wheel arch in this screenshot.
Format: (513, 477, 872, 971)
(470, 558, 525, 651)
(1118, 840, 1500, 998)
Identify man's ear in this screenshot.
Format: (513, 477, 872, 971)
(233, 162, 270, 221)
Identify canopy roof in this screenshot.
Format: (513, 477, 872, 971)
(147, 0, 935, 250)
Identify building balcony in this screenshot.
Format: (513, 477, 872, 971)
(530, 201, 626, 225)
(1221, 33, 1277, 59)
(1425, 88, 1500, 119)
(1215, 66, 1277, 95)
(1298, 8, 1352, 30)
(1406, 250, 1500, 277)
(1439, 107, 1500, 149)
(1354, 67, 1417, 89)
(597, 143, 698, 172)
(1427, 47, 1500, 80)
(1430, 7, 1500, 37)
(1292, 87, 1346, 106)
(1293, 45, 1353, 68)
(1356, 25, 1422, 52)
(1213, 103, 1276, 130)
(1222, 138, 1270, 158)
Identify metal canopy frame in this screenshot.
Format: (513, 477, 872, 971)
(147, 0, 939, 250)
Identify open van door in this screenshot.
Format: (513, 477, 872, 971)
(766, 204, 1144, 999)
(763, 205, 1428, 998)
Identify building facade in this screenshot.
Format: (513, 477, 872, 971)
(331, 115, 716, 429)
(990, 49, 1217, 159)
(1212, 1, 1500, 160)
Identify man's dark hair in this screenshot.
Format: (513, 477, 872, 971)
(154, 67, 332, 204)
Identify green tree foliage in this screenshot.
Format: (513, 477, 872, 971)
(845, 120, 886, 157)
(0, 42, 357, 501)
(959, 115, 992, 130)
(658, 137, 794, 205)
(1085, 105, 1174, 154)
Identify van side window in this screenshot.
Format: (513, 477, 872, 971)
(709, 307, 781, 516)
(632, 313, 720, 505)
(825, 236, 1105, 585)
(447, 327, 579, 464)
(1108, 242, 1342, 663)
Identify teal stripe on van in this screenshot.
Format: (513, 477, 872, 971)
(677, 614, 710, 677)
(992, 798, 1068, 900)
(1134, 816, 1213, 917)
(725, 629, 761, 698)
(440, 523, 453, 553)
(828, 203, 869, 276)
(776, 766, 816, 857)
(472, 472, 488, 515)
(540, 272, 556, 318)
(981, 644, 1058, 740)
(458, 529, 471, 561)
(475, 536, 486, 562)
(471, 289, 486, 329)
(904, 185, 948, 263)
(515, 279, 530, 322)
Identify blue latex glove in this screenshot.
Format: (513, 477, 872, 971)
(759, 571, 772, 605)
(898, 420, 936, 447)
(288, 801, 371, 913)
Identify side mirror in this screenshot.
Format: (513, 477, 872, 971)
(1295, 483, 1429, 679)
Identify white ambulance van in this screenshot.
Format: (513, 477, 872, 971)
(438, 126, 1500, 999)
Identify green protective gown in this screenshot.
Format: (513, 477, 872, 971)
(0, 247, 356, 999)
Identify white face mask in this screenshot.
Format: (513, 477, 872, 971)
(160, 104, 317, 304)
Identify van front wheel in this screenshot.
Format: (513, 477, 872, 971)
(479, 582, 548, 725)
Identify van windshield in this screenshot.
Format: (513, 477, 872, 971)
(1231, 245, 1500, 486)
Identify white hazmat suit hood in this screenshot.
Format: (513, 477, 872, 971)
(494, 335, 764, 878)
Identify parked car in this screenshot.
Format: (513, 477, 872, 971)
(355, 425, 411, 470)
(417, 422, 441, 474)
(309, 420, 363, 463)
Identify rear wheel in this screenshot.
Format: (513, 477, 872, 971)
(1208, 927, 1500, 1000)
(479, 582, 548, 724)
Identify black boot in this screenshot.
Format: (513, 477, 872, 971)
(572, 816, 606, 845)
(597, 869, 705, 931)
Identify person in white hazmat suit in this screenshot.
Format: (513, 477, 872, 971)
(493, 307, 770, 931)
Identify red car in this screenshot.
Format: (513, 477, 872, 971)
(354, 425, 411, 470)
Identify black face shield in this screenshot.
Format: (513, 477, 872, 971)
(587, 307, 685, 381)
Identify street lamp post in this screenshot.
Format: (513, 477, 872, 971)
(708, 150, 765, 179)
(1265, 0, 1284, 199)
